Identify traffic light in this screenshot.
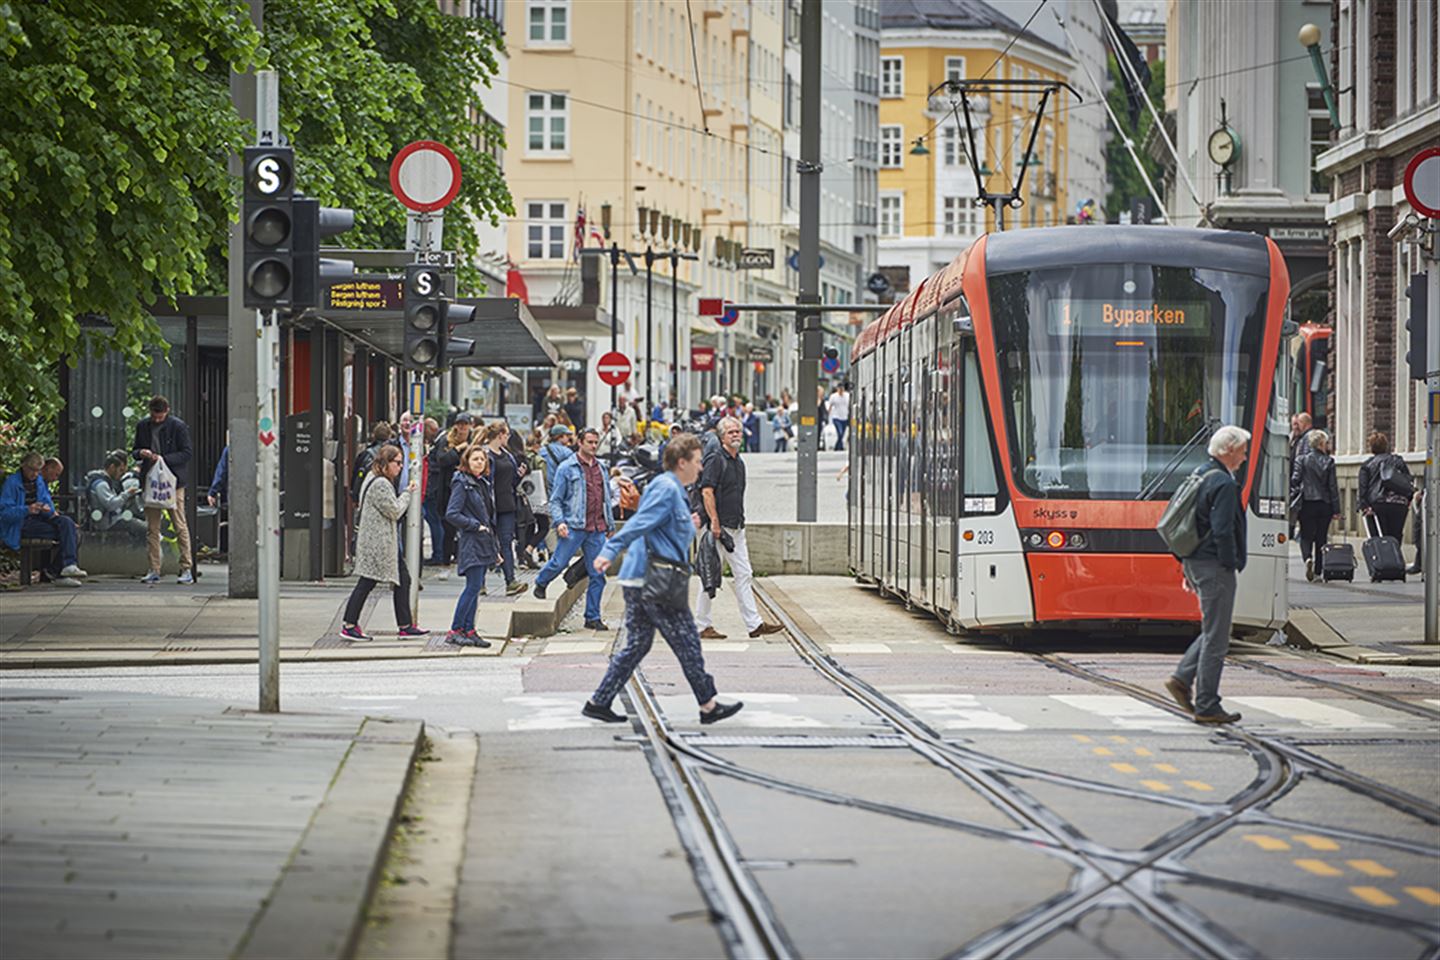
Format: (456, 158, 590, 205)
(293, 199, 356, 309)
(243, 146, 296, 309)
(445, 301, 478, 365)
(404, 265, 444, 371)
(1406, 272, 1429, 381)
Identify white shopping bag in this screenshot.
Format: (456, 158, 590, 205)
(143, 457, 178, 510)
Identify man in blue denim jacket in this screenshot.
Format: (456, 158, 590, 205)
(531, 427, 614, 629)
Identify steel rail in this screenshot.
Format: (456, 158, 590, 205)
(1224, 656, 1440, 722)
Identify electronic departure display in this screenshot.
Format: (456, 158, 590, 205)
(1047, 299, 1211, 337)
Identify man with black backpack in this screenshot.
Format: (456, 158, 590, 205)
(1160, 424, 1250, 725)
(352, 422, 394, 502)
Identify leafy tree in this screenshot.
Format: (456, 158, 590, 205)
(1104, 54, 1166, 220)
(0, 0, 510, 429)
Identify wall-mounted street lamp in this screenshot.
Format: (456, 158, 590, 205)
(909, 138, 930, 157)
(1299, 23, 1340, 129)
(600, 201, 612, 239)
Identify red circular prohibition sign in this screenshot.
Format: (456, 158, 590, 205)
(1402, 146, 1440, 220)
(390, 140, 463, 212)
(596, 351, 632, 387)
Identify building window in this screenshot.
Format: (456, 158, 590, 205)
(527, 92, 568, 154)
(942, 196, 974, 235)
(879, 193, 903, 237)
(880, 125, 903, 168)
(1307, 84, 1330, 195)
(526, 201, 567, 259)
(527, 0, 569, 44)
(944, 56, 966, 85)
(881, 56, 903, 97)
(941, 125, 965, 167)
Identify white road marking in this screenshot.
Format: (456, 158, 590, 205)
(339, 694, 417, 700)
(944, 646, 1012, 655)
(1050, 695, 1189, 730)
(504, 695, 593, 731)
(899, 693, 1028, 731)
(1227, 697, 1395, 729)
(540, 642, 608, 655)
(701, 642, 751, 652)
(828, 643, 892, 654)
(719, 709, 829, 729)
(1425, 699, 1440, 710)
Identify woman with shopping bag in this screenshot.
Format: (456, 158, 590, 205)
(132, 396, 195, 585)
(340, 445, 429, 641)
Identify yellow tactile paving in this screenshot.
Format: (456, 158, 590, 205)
(1138, 779, 1172, 792)
(1072, 734, 1092, 743)
(1242, 834, 1291, 851)
(1182, 780, 1214, 792)
(1153, 763, 1180, 774)
(1092, 746, 1114, 756)
(1346, 860, 1397, 878)
(1294, 859, 1344, 877)
(1405, 887, 1440, 906)
(1350, 886, 1399, 907)
(1293, 834, 1341, 851)
(1110, 762, 1139, 774)
(1107, 735, 1128, 743)
(1133, 747, 1153, 757)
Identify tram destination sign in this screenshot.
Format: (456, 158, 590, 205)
(1048, 299, 1211, 338)
(322, 275, 406, 318)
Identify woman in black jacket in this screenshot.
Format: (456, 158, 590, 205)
(480, 421, 527, 596)
(444, 445, 500, 647)
(1357, 431, 1414, 542)
(1291, 429, 1340, 581)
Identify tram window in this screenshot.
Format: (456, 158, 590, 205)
(962, 351, 999, 510)
(1252, 339, 1291, 518)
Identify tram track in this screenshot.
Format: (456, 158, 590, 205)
(1223, 656, 1440, 722)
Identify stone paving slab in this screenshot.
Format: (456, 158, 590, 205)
(0, 689, 422, 960)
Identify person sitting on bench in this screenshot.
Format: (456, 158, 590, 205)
(1, 451, 87, 586)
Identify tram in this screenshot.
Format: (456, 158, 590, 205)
(1289, 322, 1331, 429)
(849, 226, 1293, 640)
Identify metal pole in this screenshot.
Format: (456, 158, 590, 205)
(671, 253, 680, 413)
(796, 0, 822, 523)
(228, 0, 262, 602)
(1425, 239, 1438, 643)
(610, 243, 619, 412)
(406, 395, 422, 618)
(645, 246, 655, 415)
(255, 70, 280, 713)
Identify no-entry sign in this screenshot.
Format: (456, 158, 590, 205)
(596, 351, 632, 386)
(1403, 146, 1440, 220)
(390, 141, 462, 212)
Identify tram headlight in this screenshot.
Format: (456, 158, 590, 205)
(1068, 532, 1087, 549)
(1026, 532, 1044, 548)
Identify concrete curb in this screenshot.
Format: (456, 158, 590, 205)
(1284, 608, 1440, 666)
(236, 715, 426, 960)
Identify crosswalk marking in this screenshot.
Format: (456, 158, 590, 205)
(898, 694, 1028, 731)
(1227, 697, 1394, 729)
(540, 642, 609, 656)
(703, 642, 752, 652)
(828, 642, 892, 654)
(1049, 695, 1189, 730)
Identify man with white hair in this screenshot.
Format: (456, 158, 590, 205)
(1165, 424, 1250, 725)
(695, 417, 784, 639)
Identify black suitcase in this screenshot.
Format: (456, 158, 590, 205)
(1320, 542, 1356, 582)
(1362, 515, 1406, 582)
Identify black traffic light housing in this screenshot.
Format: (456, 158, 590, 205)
(243, 146, 296, 309)
(404, 265, 445, 371)
(445, 302, 478, 364)
(293, 199, 356, 309)
(1406, 272, 1429, 381)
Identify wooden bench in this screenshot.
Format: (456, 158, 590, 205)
(17, 537, 58, 587)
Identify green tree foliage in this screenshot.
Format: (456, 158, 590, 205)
(1104, 55, 1166, 219)
(0, 0, 510, 426)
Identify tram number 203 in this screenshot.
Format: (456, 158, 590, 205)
(1261, 533, 1278, 548)
(975, 530, 995, 545)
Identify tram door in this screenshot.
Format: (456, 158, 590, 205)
(917, 351, 932, 610)
(900, 332, 914, 600)
(884, 361, 896, 589)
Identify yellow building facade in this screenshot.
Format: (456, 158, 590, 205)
(879, 15, 1074, 289)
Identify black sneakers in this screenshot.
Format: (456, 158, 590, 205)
(532, 581, 547, 600)
(700, 701, 744, 725)
(585, 619, 609, 631)
(582, 701, 627, 723)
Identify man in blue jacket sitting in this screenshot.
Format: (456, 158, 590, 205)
(1, 451, 87, 586)
(531, 427, 613, 630)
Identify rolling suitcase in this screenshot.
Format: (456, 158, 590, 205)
(1361, 514, 1406, 582)
(1319, 541, 1355, 582)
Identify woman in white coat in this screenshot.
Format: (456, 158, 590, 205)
(340, 444, 429, 641)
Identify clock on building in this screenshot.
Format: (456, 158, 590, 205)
(1207, 126, 1239, 167)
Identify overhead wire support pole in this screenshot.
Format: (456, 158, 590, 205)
(645, 246, 655, 415)
(797, 0, 822, 523)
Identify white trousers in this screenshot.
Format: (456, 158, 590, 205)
(694, 526, 761, 632)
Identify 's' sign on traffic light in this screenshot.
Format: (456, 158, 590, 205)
(243, 147, 296, 309)
(404, 265, 444, 371)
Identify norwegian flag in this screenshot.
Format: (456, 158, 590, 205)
(572, 206, 586, 262)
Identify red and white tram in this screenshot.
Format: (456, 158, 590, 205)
(849, 226, 1293, 640)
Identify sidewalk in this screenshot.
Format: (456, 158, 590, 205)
(1282, 544, 1436, 665)
(0, 563, 590, 669)
(0, 688, 422, 960)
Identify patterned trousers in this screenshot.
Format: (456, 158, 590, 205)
(592, 587, 718, 709)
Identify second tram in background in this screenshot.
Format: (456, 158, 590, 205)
(849, 226, 1294, 640)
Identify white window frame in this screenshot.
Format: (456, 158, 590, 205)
(942, 196, 977, 236)
(881, 56, 903, 98)
(945, 56, 966, 85)
(1306, 83, 1330, 198)
(526, 91, 569, 155)
(880, 124, 903, 168)
(526, 0, 570, 46)
(941, 125, 964, 167)
(526, 200, 568, 260)
(879, 192, 903, 237)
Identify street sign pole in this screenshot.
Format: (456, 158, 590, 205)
(1425, 236, 1438, 644)
(796, 0, 822, 523)
(672, 255, 680, 412)
(645, 246, 655, 416)
(610, 243, 620, 412)
(254, 69, 281, 713)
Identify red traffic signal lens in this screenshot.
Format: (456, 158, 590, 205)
(409, 304, 438, 332)
(248, 259, 291, 299)
(409, 339, 438, 365)
(248, 207, 290, 247)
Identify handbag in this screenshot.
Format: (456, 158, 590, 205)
(641, 553, 691, 609)
(143, 457, 178, 510)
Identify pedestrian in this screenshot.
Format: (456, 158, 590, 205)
(1163, 424, 1250, 725)
(1291, 429, 1340, 582)
(741, 402, 761, 452)
(520, 429, 551, 567)
(531, 426, 613, 631)
(543, 384, 564, 419)
(694, 417, 784, 640)
(341, 444, 428, 641)
(480, 420, 527, 596)
(1289, 412, 1313, 463)
(445, 444, 502, 648)
(132, 395, 195, 585)
(0, 451, 87, 586)
(1408, 467, 1426, 577)
(41, 457, 64, 491)
(1357, 431, 1415, 542)
(616, 395, 639, 445)
(428, 415, 471, 564)
(597, 410, 623, 456)
(540, 423, 575, 479)
(352, 421, 393, 501)
(772, 406, 793, 452)
(581, 432, 744, 726)
(207, 443, 229, 508)
(84, 450, 144, 536)
(563, 387, 584, 428)
(828, 382, 851, 452)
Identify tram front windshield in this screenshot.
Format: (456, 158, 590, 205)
(988, 263, 1270, 500)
